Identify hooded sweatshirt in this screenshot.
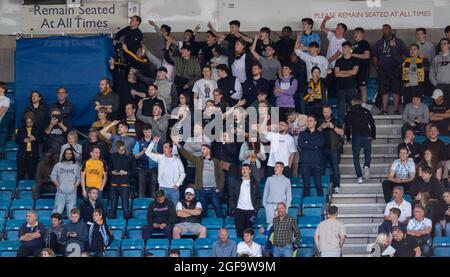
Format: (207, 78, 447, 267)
(274, 76, 298, 108)
(430, 52, 450, 85)
(50, 161, 80, 194)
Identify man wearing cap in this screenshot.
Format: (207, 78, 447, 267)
(137, 100, 169, 143)
(172, 188, 207, 239)
(154, 66, 177, 113)
(429, 89, 450, 136)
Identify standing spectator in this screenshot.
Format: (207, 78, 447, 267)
(242, 63, 270, 108)
(88, 209, 114, 257)
(59, 131, 83, 164)
(401, 44, 426, 104)
(91, 108, 115, 148)
(147, 139, 186, 206)
(60, 208, 88, 255)
(335, 41, 359, 122)
(80, 146, 108, 199)
(287, 110, 307, 177)
(383, 186, 412, 224)
(210, 46, 229, 81)
(275, 26, 295, 64)
(391, 227, 421, 257)
(141, 84, 167, 117)
(45, 213, 65, 256)
(137, 101, 169, 143)
(229, 165, 260, 238)
(407, 205, 432, 257)
(373, 24, 408, 115)
(351, 27, 371, 106)
(237, 228, 262, 257)
(410, 166, 443, 200)
(239, 127, 266, 183)
(0, 82, 10, 123)
(294, 39, 329, 81)
(208, 20, 252, 52)
(16, 113, 41, 181)
(154, 67, 177, 112)
(216, 64, 243, 106)
(172, 188, 207, 239)
(192, 64, 218, 111)
(430, 38, 450, 103)
(300, 18, 321, 51)
(254, 27, 275, 57)
(314, 206, 347, 257)
(79, 188, 104, 225)
(382, 147, 416, 203)
(212, 228, 237, 257)
(263, 162, 292, 225)
(416, 28, 435, 96)
(345, 96, 376, 184)
(94, 78, 119, 120)
(81, 128, 109, 162)
(250, 34, 281, 84)
(421, 124, 447, 162)
(274, 64, 297, 118)
(183, 124, 212, 187)
(401, 92, 429, 137)
(17, 210, 46, 257)
(272, 203, 300, 257)
(101, 120, 136, 153)
(114, 15, 143, 54)
(196, 30, 219, 66)
(122, 103, 142, 140)
(304, 67, 327, 119)
(298, 115, 324, 197)
(228, 38, 253, 84)
(45, 108, 72, 155)
(32, 151, 58, 201)
(378, 207, 407, 234)
(50, 87, 74, 123)
(434, 188, 450, 237)
(165, 44, 201, 94)
(23, 91, 50, 135)
(142, 189, 176, 240)
(429, 89, 450, 136)
(318, 105, 344, 194)
(109, 140, 137, 219)
(398, 129, 421, 163)
(50, 148, 80, 218)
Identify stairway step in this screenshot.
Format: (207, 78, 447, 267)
(373, 124, 402, 136)
(342, 243, 370, 255)
(340, 174, 385, 181)
(373, 115, 402, 125)
(333, 203, 386, 214)
(341, 154, 397, 164)
(339, 163, 390, 175)
(343, 144, 398, 155)
(339, 183, 383, 194)
(345, 233, 378, 244)
(332, 193, 385, 204)
(337, 214, 384, 224)
(344, 223, 380, 234)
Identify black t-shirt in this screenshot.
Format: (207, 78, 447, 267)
(429, 101, 449, 114)
(352, 39, 370, 69)
(391, 234, 419, 257)
(335, 56, 359, 89)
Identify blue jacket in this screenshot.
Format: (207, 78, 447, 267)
(298, 129, 324, 165)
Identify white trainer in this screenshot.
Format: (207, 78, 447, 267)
(363, 166, 370, 180)
(357, 177, 364, 184)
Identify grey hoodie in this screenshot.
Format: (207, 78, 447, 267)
(262, 175, 292, 208)
(430, 52, 450, 85)
(50, 161, 80, 194)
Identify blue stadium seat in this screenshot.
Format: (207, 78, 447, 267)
(36, 199, 55, 210)
(132, 209, 147, 219)
(107, 219, 126, 240)
(433, 237, 450, 257)
(227, 228, 237, 239)
(5, 219, 23, 240)
(197, 248, 213, 257)
(146, 238, 170, 251)
(122, 249, 143, 257)
(178, 249, 192, 257)
(132, 198, 153, 210)
(6, 151, 17, 161)
(297, 216, 321, 228)
(253, 217, 268, 229)
(0, 209, 8, 219)
(0, 180, 16, 192)
(0, 191, 12, 201)
(202, 217, 223, 229)
(18, 191, 33, 200)
(195, 237, 215, 250)
(302, 207, 323, 217)
(291, 187, 304, 198)
(288, 207, 299, 217)
(0, 171, 17, 181)
(171, 238, 194, 250)
(224, 217, 235, 229)
(104, 239, 121, 257)
(11, 199, 33, 219)
(297, 247, 315, 257)
(126, 218, 147, 239)
(290, 177, 303, 188)
(148, 249, 167, 257)
(207, 208, 217, 218)
(0, 240, 20, 257)
(257, 208, 266, 219)
(37, 209, 53, 220)
(254, 236, 266, 246)
(302, 196, 326, 209)
(0, 160, 16, 171)
(121, 239, 145, 256)
(291, 196, 302, 208)
(300, 227, 316, 238)
(18, 180, 35, 192)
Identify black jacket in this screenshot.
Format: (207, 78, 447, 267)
(23, 103, 49, 134)
(109, 152, 137, 185)
(242, 77, 270, 108)
(80, 199, 104, 225)
(229, 177, 260, 214)
(16, 125, 42, 158)
(217, 75, 240, 105)
(409, 177, 443, 200)
(147, 199, 176, 225)
(345, 104, 376, 140)
(82, 140, 110, 163)
(114, 26, 143, 54)
(227, 50, 253, 83)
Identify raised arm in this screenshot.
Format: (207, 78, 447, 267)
(250, 34, 261, 60)
(100, 120, 119, 141)
(320, 16, 331, 34)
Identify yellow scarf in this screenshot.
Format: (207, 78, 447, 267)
(305, 79, 322, 100)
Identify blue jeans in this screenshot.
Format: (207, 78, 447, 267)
(323, 149, 341, 188)
(351, 136, 372, 178)
(161, 187, 180, 206)
(301, 163, 323, 197)
(434, 222, 450, 237)
(273, 245, 293, 257)
(199, 188, 223, 218)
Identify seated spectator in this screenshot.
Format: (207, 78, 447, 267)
(250, 34, 281, 84)
(80, 188, 104, 225)
(32, 151, 58, 201)
(169, 249, 180, 257)
(0, 81, 10, 124)
(369, 233, 391, 257)
(50, 148, 80, 218)
(16, 113, 41, 181)
(391, 227, 421, 257)
(418, 149, 443, 183)
(192, 64, 218, 111)
(94, 78, 119, 120)
(239, 125, 266, 183)
(100, 120, 136, 153)
(17, 210, 46, 257)
(407, 205, 432, 257)
(81, 128, 109, 162)
(50, 87, 74, 123)
(304, 67, 327, 119)
(122, 103, 142, 140)
(172, 188, 206, 239)
(60, 208, 88, 256)
(443, 160, 450, 188)
(262, 162, 292, 225)
(59, 130, 82, 164)
(397, 129, 421, 163)
(45, 108, 72, 154)
(272, 203, 300, 257)
(422, 124, 447, 162)
(401, 93, 429, 137)
(383, 186, 412, 224)
(378, 207, 407, 234)
(217, 64, 243, 106)
(401, 44, 426, 105)
(45, 213, 65, 256)
(165, 43, 201, 94)
(109, 140, 137, 219)
(382, 147, 416, 203)
(88, 209, 114, 257)
(412, 166, 443, 200)
(81, 146, 108, 199)
(141, 84, 167, 117)
(250, 90, 272, 115)
(434, 188, 450, 237)
(212, 228, 237, 257)
(40, 248, 56, 258)
(137, 101, 169, 143)
(23, 91, 50, 135)
(142, 189, 176, 240)
(314, 206, 347, 257)
(412, 191, 435, 219)
(274, 63, 298, 119)
(237, 228, 262, 257)
(242, 62, 270, 108)
(428, 89, 450, 136)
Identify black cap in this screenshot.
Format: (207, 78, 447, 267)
(158, 66, 168, 73)
(216, 64, 228, 71)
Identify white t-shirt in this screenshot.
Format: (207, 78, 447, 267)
(326, 31, 346, 68)
(237, 179, 254, 211)
(407, 217, 432, 231)
(266, 132, 297, 167)
(160, 156, 177, 188)
(231, 53, 248, 83)
(390, 158, 416, 180)
(192, 78, 218, 110)
(0, 95, 11, 123)
(294, 49, 329, 79)
(237, 241, 262, 257)
(384, 200, 412, 223)
(176, 201, 202, 211)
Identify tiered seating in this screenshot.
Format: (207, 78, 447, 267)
(171, 238, 194, 257)
(132, 198, 152, 219)
(146, 238, 170, 257)
(433, 237, 450, 257)
(121, 239, 145, 257)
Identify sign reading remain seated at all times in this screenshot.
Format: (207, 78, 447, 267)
(21, 2, 129, 34)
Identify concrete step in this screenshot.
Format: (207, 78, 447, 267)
(373, 115, 402, 124)
(333, 203, 386, 214)
(332, 193, 385, 204)
(342, 254, 366, 257)
(337, 214, 384, 224)
(342, 243, 370, 255)
(341, 154, 397, 164)
(339, 163, 390, 175)
(339, 183, 383, 194)
(344, 223, 380, 234)
(343, 144, 398, 155)
(340, 176, 385, 183)
(374, 124, 402, 136)
(345, 233, 378, 244)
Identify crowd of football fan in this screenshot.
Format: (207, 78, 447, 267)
(1, 14, 450, 257)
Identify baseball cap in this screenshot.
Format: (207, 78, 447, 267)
(432, 89, 444, 99)
(185, 188, 195, 195)
(158, 66, 168, 73)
